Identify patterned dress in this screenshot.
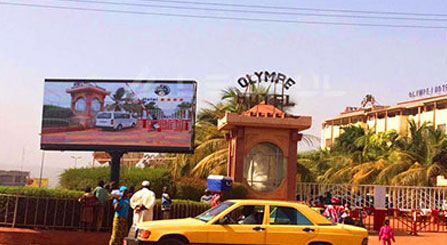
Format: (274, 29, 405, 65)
(78, 193, 96, 223)
(109, 197, 130, 245)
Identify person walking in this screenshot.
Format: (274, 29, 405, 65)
(211, 192, 222, 208)
(78, 186, 97, 231)
(130, 180, 156, 225)
(379, 220, 395, 245)
(93, 180, 108, 232)
(109, 186, 130, 245)
(161, 186, 172, 220)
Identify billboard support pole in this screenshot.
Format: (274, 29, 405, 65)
(109, 151, 125, 184)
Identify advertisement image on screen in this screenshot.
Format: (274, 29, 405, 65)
(40, 79, 197, 152)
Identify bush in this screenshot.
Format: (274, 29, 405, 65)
(0, 186, 83, 199)
(223, 182, 248, 200)
(174, 179, 248, 202)
(60, 167, 171, 197)
(174, 177, 206, 201)
(42, 118, 70, 128)
(43, 105, 74, 118)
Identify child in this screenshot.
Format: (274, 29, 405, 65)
(161, 186, 172, 219)
(379, 220, 395, 245)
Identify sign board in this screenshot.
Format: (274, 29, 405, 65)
(409, 83, 447, 98)
(374, 186, 386, 209)
(237, 71, 296, 90)
(40, 79, 197, 153)
(235, 71, 296, 110)
(26, 178, 49, 188)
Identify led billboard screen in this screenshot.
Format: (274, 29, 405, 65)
(40, 79, 197, 153)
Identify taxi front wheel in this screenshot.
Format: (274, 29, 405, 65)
(157, 237, 187, 245)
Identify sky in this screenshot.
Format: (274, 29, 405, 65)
(0, 0, 447, 187)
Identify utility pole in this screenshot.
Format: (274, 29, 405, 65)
(38, 151, 45, 188)
(20, 147, 25, 171)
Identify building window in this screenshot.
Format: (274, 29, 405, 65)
(244, 142, 286, 192)
(91, 98, 101, 112)
(74, 98, 86, 112)
(403, 108, 418, 116)
(437, 103, 447, 110)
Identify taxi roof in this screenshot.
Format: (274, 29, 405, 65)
(226, 199, 305, 206)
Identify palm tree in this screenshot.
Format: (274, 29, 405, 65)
(164, 83, 320, 179)
(106, 87, 126, 111)
(310, 119, 447, 186)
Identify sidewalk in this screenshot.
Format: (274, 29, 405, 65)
(369, 231, 447, 245)
(0, 227, 110, 245)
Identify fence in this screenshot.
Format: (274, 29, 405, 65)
(0, 194, 209, 231)
(297, 183, 447, 234)
(296, 182, 447, 210)
(357, 208, 447, 234)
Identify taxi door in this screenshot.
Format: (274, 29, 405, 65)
(207, 204, 266, 244)
(265, 205, 319, 245)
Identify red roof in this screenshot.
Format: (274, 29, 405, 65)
(243, 101, 286, 118)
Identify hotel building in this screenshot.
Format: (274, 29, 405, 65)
(321, 94, 447, 149)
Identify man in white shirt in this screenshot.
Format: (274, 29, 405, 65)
(130, 180, 156, 225)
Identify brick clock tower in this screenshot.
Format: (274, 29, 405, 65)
(66, 83, 110, 128)
(218, 102, 311, 201)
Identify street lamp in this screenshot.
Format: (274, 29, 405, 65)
(39, 151, 45, 188)
(71, 156, 82, 168)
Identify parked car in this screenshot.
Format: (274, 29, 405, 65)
(95, 112, 137, 131)
(124, 199, 368, 245)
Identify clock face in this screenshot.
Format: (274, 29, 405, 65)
(243, 142, 286, 192)
(92, 98, 101, 112)
(75, 98, 86, 112)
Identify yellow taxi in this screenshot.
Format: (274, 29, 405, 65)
(124, 199, 368, 245)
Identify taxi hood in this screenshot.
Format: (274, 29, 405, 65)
(137, 218, 205, 228)
(339, 224, 368, 235)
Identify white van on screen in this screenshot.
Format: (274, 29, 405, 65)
(96, 112, 138, 131)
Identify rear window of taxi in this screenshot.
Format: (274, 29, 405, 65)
(297, 204, 333, 225)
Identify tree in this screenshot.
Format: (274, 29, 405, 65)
(307, 119, 447, 186)
(106, 87, 126, 111)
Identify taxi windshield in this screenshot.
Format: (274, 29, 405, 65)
(195, 202, 234, 222)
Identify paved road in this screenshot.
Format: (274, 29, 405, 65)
(41, 127, 191, 146)
(369, 232, 447, 245)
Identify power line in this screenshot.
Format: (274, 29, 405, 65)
(56, 0, 447, 22)
(1, 1, 447, 29)
(136, 0, 447, 18)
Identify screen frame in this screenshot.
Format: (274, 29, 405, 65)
(40, 78, 197, 153)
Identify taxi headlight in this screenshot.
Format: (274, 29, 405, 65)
(138, 230, 151, 239)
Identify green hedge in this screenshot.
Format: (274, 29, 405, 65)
(174, 178, 248, 202)
(0, 186, 83, 199)
(223, 182, 248, 200)
(43, 105, 74, 118)
(60, 167, 172, 197)
(60, 167, 248, 201)
(174, 177, 207, 201)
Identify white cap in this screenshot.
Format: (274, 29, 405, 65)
(111, 190, 122, 197)
(142, 180, 150, 187)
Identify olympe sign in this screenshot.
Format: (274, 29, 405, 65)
(237, 71, 296, 90)
(236, 71, 296, 109)
(409, 83, 447, 98)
